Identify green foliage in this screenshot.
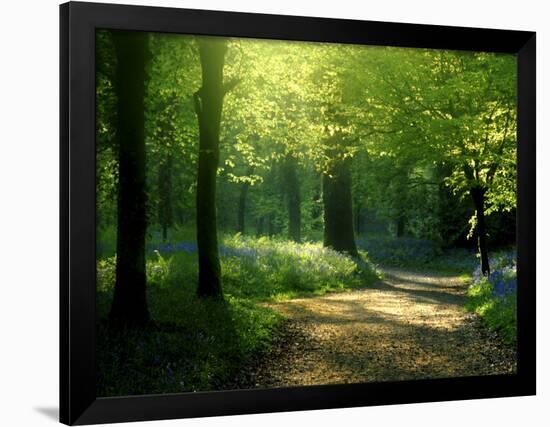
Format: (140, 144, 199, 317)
(95, 30, 518, 393)
(97, 31, 517, 250)
(96, 234, 379, 395)
(97, 254, 281, 395)
(221, 234, 380, 300)
(466, 279, 517, 344)
(97, 294, 281, 396)
(466, 252, 517, 344)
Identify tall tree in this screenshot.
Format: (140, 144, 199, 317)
(109, 31, 150, 325)
(151, 94, 179, 242)
(96, 31, 119, 231)
(237, 165, 254, 234)
(470, 185, 490, 274)
(194, 38, 237, 297)
(158, 153, 174, 241)
(147, 33, 201, 235)
(282, 155, 301, 242)
(313, 47, 361, 257)
(363, 49, 516, 274)
(322, 134, 358, 256)
(432, 53, 516, 275)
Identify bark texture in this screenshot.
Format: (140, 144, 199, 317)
(110, 31, 150, 325)
(282, 156, 301, 242)
(237, 167, 254, 234)
(471, 186, 490, 275)
(194, 39, 228, 298)
(322, 136, 358, 257)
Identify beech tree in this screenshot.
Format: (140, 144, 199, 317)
(360, 48, 516, 274)
(194, 38, 239, 297)
(109, 31, 150, 324)
(95, 33, 517, 312)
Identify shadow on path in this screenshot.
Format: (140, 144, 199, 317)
(372, 273, 466, 307)
(235, 266, 516, 388)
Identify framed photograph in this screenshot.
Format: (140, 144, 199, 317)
(60, 1, 536, 424)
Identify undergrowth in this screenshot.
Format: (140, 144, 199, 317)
(466, 251, 517, 345)
(96, 234, 379, 396)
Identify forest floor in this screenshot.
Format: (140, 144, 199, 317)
(232, 266, 516, 388)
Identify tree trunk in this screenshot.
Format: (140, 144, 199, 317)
(354, 201, 362, 236)
(109, 32, 149, 325)
(322, 138, 358, 257)
(311, 180, 323, 230)
(237, 167, 254, 234)
(237, 183, 248, 234)
(267, 214, 275, 237)
(158, 155, 173, 242)
(194, 39, 228, 298)
(396, 213, 406, 238)
(471, 186, 490, 275)
(256, 216, 264, 236)
(282, 156, 301, 242)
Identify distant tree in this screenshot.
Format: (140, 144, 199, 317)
(237, 165, 254, 234)
(146, 33, 200, 235)
(158, 153, 174, 242)
(423, 52, 516, 275)
(282, 155, 301, 242)
(362, 49, 516, 274)
(220, 39, 318, 242)
(149, 94, 179, 241)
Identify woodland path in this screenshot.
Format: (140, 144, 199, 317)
(235, 267, 516, 388)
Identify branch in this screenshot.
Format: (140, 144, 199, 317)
(486, 111, 513, 184)
(359, 126, 402, 139)
(477, 100, 502, 160)
(378, 71, 449, 121)
(223, 78, 241, 95)
(407, 180, 440, 189)
(463, 162, 475, 181)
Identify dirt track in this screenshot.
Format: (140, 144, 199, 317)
(236, 267, 516, 388)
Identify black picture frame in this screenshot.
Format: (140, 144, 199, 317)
(60, 1, 536, 425)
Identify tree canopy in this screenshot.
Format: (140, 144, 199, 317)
(96, 31, 517, 312)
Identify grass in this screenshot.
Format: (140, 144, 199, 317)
(97, 294, 280, 395)
(96, 233, 380, 396)
(97, 228, 515, 395)
(465, 251, 517, 345)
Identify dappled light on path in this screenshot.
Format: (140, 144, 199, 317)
(242, 267, 516, 388)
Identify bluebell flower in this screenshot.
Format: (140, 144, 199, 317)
(471, 251, 517, 300)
